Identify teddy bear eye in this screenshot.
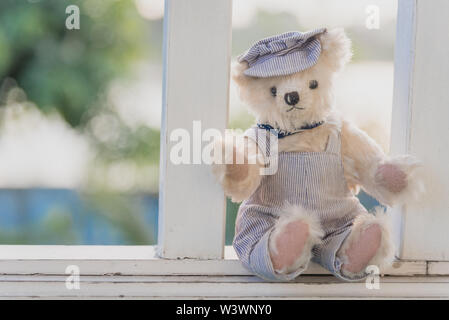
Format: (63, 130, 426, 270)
(309, 80, 318, 89)
(270, 86, 277, 97)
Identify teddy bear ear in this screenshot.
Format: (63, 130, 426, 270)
(231, 61, 250, 86)
(317, 28, 353, 73)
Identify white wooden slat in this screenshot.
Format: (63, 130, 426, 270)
(389, 0, 416, 257)
(1, 275, 449, 299)
(0, 245, 158, 260)
(428, 262, 449, 275)
(0, 259, 249, 277)
(158, 0, 232, 259)
(0, 246, 427, 276)
(3, 275, 447, 284)
(390, 0, 449, 260)
(0, 260, 426, 277)
(386, 260, 427, 276)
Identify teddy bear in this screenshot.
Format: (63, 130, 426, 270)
(212, 28, 423, 281)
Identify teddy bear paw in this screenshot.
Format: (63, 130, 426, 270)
(374, 155, 425, 205)
(211, 136, 262, 202)
(211, 136, 249, 183)
(375, 163, 407, 194)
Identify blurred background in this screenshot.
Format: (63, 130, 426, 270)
(0, 0, 396, 245)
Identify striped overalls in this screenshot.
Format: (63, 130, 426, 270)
(233, 126, 368, 281)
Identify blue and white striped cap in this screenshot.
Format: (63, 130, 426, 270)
(238, 28, 327, 78)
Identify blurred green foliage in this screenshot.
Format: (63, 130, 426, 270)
(0, 0, 149, 128)
(225, 198, 240, 245)
(0, 0, 161, 244)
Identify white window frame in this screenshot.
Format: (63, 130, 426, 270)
(0, 0, 448, 298)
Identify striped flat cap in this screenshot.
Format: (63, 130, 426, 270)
(238, 28, 327, 78)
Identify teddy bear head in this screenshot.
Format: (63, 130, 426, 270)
(232, 28, 352, 131)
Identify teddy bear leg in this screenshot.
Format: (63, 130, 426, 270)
(270, 220, 310, 273)
(337, 210, 395, 278)
(340, 224, 382, 274)
(269, 206, 324, 275)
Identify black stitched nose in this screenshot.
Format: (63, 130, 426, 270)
(284, 91, 299, 105)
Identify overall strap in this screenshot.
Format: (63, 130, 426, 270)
(244, 126, 275, 159)
(325, 128, 341, 154)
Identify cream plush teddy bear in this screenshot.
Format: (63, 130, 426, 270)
(212, 28, 422, 281)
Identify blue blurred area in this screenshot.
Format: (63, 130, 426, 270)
(0, 189, 158, 245)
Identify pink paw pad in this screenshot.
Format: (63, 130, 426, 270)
(341, 224, 382, 274)
(375, 163, 407, 193)
(271, 220, 309, 272)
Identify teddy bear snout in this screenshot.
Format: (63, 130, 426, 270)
(284, 91, 300, 106)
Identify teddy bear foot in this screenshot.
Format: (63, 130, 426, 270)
(269, 205, 324, 275)
(337, 208, 395, 279)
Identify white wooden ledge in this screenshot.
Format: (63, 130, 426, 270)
(0, 245, 427, 276)
(0, 246, 448, 298)
(2, 275, 449, 299)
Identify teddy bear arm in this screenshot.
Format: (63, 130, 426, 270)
(341, 120, 422, 206)
(212, 136, 262, 203)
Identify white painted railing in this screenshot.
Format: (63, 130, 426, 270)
(390, 0, 449, 261)
(158, 0, 232, 259)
